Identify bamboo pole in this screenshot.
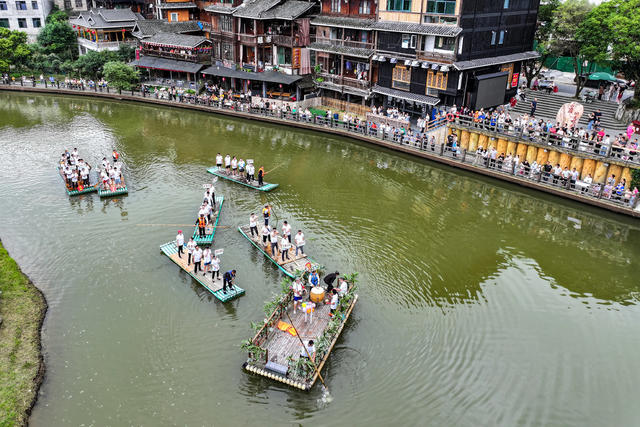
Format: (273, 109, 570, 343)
(284, 310, 328, 391)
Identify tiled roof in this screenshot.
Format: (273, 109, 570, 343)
(233, 0, 281, 18)
(264, 1, 315, 20)
(70, 8, 142, 29)
(202, 66, 303, 84)
(204, 4, 237, 14)
(143, 32, 209, 48)
(310, 15, 375, 30)
(130, 56, 204, 73)
(453, 50, 540, 70)
(372, 85, 440, 106)
(372, 21, 462, 37)
(308, 42, 373, 59)
(233, 0, 312, 20)
(157, 2, 198, 8)
(131, 19, 201, 38)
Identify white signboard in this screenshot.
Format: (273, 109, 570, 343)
(202, 183, 212, 189)
(214, 249, 224, 256)
(247, 159, 254, 164)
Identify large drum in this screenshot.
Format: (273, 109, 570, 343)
(310, 286, 325, 304)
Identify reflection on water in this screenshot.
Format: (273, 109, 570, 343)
(1, 92, 640, 426)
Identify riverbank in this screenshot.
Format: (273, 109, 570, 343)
(1, 84, 638, 218)
(0, 240, 47, 427)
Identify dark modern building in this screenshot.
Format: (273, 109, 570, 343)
(372, 0, 539, 116)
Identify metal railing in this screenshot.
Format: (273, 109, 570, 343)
(317, 73, 370, 91)
(311, 36, 374, 50)
(140, 49, 210, 63)
(2, 80, 637, 213)
(451, 114, 640, 166)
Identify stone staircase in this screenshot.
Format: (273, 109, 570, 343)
(511, 89, 626, 132)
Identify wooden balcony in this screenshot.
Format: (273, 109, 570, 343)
(416, 49, 455, 63)
(312, 36, 374, 50)
(140, 49, 211, 63)
(317, 72, 371, 92)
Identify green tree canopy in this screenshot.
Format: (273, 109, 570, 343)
(578, 0, 640, 101)
(102, 61, 138, 90)
(37, 18, 77, 61)
(549, 0, 593, 97)
(0, 28, 32, 72)
(522, 0, 559, 88)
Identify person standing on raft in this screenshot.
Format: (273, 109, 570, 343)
(257, 166, 265, 186)
(196, 214, 207, 237)
(223, 269, 236, 294)
(176, 230, 185, 258)
(262, 204, 271, 226)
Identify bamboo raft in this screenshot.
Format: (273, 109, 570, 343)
(97, 168, 128, 198)
(192, 196, 224, 246)
(243, 286, 358, 390)
(238, 225, 319, 278)
(57, 166, 97, 196)
(160, 241, 245, 303)
(207, 166, 279, 192)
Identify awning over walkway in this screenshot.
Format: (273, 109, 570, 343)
(130, 56, 204, 73)
(453, 51, 540, 71)
(201, 66, 304, 85)
(372, 85, 440, 106)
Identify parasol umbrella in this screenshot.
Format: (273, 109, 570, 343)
(588, 72, 617, 82)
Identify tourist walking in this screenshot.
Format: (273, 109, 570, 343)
(530, 98, 537, 117)
(176, 230, 184, 258)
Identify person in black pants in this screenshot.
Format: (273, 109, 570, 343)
(324, 271, 340, 293)
(530, 98, 537, 117)
(223, 270, 236, 294)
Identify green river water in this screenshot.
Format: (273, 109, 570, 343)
(1, 92, 640, 426)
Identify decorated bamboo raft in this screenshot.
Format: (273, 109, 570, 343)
(238, 225, 319, 278)
(57, 166, 97, 196)
(242, 276, 358, 390)
(207, 166, 279, 192)
(160, 241, 245, 303)
(192, 196, 224, 245)
(97, 169, 128, 198)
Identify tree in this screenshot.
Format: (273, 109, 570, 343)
(522, 0, 560, 88)
(0, 28, 32, 73)
(550, 0, 593, 98)
(102, 61, 138, 90)
(578, 0, 640, 102)
(37, 17, 77, 61)
(46, 6, 68, 25)
(74, 50, 111, 78)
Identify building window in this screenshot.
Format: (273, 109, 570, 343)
(17, 18, 27, 27)
(170, 12, 178, 21)
(0, 18, 9, 27)
(222, 42, 233, 60)
(498, 30, 505, 45)
(490, 30, 496, 46)
(277, 46, 291, 65)
(359, 0, 370, 14)
(387, 0, 411, 12)
(220, 15, 232, 32)
(0, 1, 8, 9)
(434, 36, 455, 51)
(32, 17, 41, 27)
(503, 0, 509, 8)
(63, 0, 71, 8)
(75, 0, 83, 7)
(31, 0, 37, 8)
(426, 0, 455, 14)
(401, 34, 417, 49)
(427, 70, 447, 90)
(392, 65, 411, 91)
(331, 0, 340, 12)
(15, 0, 27, 9)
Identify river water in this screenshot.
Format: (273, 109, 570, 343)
(1, 92, 640, 426)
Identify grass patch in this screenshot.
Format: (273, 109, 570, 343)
(0, 240, 46, 427)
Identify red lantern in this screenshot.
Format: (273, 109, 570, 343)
(247, 80, 250, 84)
(279, 83, 283, 88)
(222, 77, 225, 81)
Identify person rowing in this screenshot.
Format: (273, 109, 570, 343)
(195, 214, 207, 237)
(262, 204, 271, 226)
(257, 166, 265, 186)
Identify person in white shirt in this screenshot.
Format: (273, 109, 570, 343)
(294, 230, 305, 256)
(280, 236, 291, 262)
(231, 156, 238, 176)
(202, 248, 212, 275)
(249, 213, 258, 237)
(216, 153, 223, 168)
(224, 154, 231, 171)
(329, 289, 339, 317)
(186, 238, 196, 265)
(338, 278, 348, 296)
(300, 340, 315, 360)
(281, 221, 292, 243)
(292, 278, 303, 313)
(269, 229, 279, 257)
(176, 230, 185, 258)
(584, 174, 593, 184)
(261, 224, 270, 246)
(246, 163, 254, 182)
(210, 254, 220, 280)
(193, 246, 203, 274)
